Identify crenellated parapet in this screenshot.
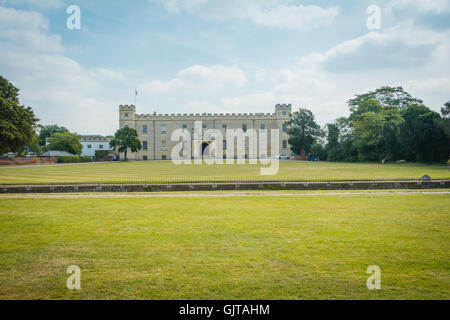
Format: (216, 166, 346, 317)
(119, 104, 136, 111)
(134, 112, 278, 120)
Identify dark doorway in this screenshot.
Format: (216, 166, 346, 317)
(202, 142, 209, 157)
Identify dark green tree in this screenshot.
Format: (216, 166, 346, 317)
(110, 126, 142, 160)
(286, 108, 323, 156)
(0, 76, 39, 154)
(398, 105, 449, 162)
(441, 101, 450, 119)
(325, 117, 357, 162)
(38, 124, 69, 146)
(45, 132, 83, 155)
(348, 94, 405, 161)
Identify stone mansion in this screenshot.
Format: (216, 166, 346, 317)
(118, 104, 292, 161)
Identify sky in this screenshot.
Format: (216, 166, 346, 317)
(0, 0, 449, 135)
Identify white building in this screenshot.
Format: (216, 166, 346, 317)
(80, 135, 111, 157)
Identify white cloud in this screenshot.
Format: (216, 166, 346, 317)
(5, 0, 66, 9)
(0, 6, 62, 52)
(0, 6, 124, 135)
(139, 64, 247, 95)
(298, 22, 449, 72)
(387, 0, 450, 14)
(155, 0, 339, 30)
(403, 77, 450, 96)
(246, 4, 339, 31)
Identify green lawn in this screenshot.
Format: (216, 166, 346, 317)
(0, 161, 448, 183)
(0, 193, 448, 299)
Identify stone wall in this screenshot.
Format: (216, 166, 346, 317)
(0, 157, 58, 166)
(1, 180, 448, 193)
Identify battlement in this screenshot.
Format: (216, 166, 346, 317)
(119, 104, 291, 120)
(119, 104, 136, 111)
(134, 112, 277, 120)
(275, 103, 292, 109)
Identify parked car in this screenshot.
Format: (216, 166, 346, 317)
(278, 154, 290, 160)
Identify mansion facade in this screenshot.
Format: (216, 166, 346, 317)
(118, 104, 292, 161)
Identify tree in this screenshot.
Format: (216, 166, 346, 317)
(45, 132, 83, 155)
(348, 95, 405, 161)
(441, 101, 450, 119)
(348, 86, 423, 112)
(398, 104, 449, 163)
(352, 109, 386, 161)
(38, 124, 69, 146)
(325, 117, 357, 162)
(21, 133, 42, 156)
(286, 108, 323, 156)
(0, 76, 39, 154)
(110, 126, 142, 160)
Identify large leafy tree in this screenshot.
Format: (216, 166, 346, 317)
(0, 76, 39, 154)
(110, 126, 142, 160)
(398, 105, 449, 162)
(348, 91, 406, 161)
(45, 132, 83, 155)
(348, 86, 423, 112)
(38, 124, 69, 146)
(286, 108, 323, 156)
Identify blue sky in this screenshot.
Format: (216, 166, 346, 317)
(0, 0, 449, 135)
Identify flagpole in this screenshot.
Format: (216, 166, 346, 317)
(135, 89, 137, 108)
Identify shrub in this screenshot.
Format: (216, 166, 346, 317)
(58, 156, 92, 163)
(95, 150, 110, 159)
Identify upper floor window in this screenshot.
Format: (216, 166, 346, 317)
(223, 140, 227, 150)
(242, 124, 247, 133)
(99, 145, 104, 149)
(282, 123, 287, 132)
(142, 125, 147, 134)
(282, 111, 287, 116)
(87, 145, 92, 149)
(161, 125, 167, 134)
(182, 124, 187, 130)
(283, 140, 287, 149)
(162, 141, 166, 148)
(202, 124, 207, 130)
(222, 124, 227, 131)
(260, 124, 266, 130)
(143, 141, 148, 150)
(124, 113, 129, 118)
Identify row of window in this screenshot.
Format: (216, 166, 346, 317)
(140, 140, 288, 151)
(141, 124, 287, 134)
(87, 144, 104, 149)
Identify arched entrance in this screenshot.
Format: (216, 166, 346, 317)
(201, 142, 209, 158)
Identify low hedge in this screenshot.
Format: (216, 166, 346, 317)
(95, 150, 110, 159)
(58, 156, 92, 163)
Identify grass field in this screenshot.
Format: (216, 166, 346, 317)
(0, 192, 449, 299)
(0, 161, 448, 183)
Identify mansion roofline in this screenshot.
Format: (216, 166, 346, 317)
(119, 104, 292, 119)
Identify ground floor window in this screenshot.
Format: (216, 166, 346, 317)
(162, 155, 167, 160)
(143, 156, 148, 161)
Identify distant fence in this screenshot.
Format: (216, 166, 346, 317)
(0, 157, 58, 166)
(0, 179, 448, 193)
